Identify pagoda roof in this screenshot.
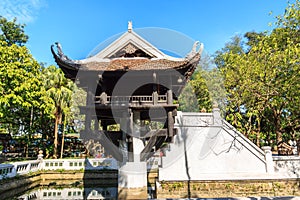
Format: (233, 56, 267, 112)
(51, 23, 203, 74)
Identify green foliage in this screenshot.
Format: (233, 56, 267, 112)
(43, 66, 74, 117)
(42, 66, 75, 158)
(0, 16, 79, 159)
(0, 16, 54, 155)
(178, 53, 226, 114)
(70, 85, 86, 133)
(0, 16, 28, 46)
(107, 124, 120, 131)
(0, 41, 45, 135)
(215, 1, 300, 145)
(178, 82, 199, 112)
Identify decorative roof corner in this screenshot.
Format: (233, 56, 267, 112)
(185, 41, 204, 59)
(51, 43, 80, 70)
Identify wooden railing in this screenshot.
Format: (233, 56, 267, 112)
(95, 95, 167, 105)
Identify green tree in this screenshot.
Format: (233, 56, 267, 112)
(214, 35, 245, 69)
(215, 1, 300, 146)
(0, 16, 28, 46)
(43, 66, 75, 158)
(0, 40, 44, 135)
(178, 53, 213, 112)
(0, 16, 54, 158)
(244, 31, 266, 48)
(179, 53, 226, 114)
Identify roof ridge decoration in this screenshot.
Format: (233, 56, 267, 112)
(90, 26, 166, 60)
(128, 21, 133, 33)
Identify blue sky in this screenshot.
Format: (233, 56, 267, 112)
(0, 0, 292, 66)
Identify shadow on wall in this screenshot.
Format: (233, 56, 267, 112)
(182, 123, 192, 198)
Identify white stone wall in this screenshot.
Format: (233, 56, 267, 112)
(273, 156, 300, 178)
(159, 112, 270, 181)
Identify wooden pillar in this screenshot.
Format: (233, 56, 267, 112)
(94, 118, 99, 131)
(120, 109, 133, 162)
(167, 87, 174, 137)
(167, 89, 173, 105)
(167, 110, 174, 137)
(153, 72, 158, 105)
(128, 109, 134, 162)
(101, 120, 108, 131)
(85, 85, 95, 131)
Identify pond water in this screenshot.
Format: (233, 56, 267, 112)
(12, 186, 118, 200)
(6, 179, 298, 200)
(9, 186, 300, 200)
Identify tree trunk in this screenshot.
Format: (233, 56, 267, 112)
(53, 115, 59, 159)
(26, 107, 34, 158)
(256, 118, 261, 147)
(25, 142, 28, 158)
(255, 133, 260, 147)
(276, 130, 283, 144)
(60, 116, 67, 159)
(53, 108, 62, 159)
(274, 110, 283, 144)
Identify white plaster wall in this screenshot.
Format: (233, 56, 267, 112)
(273, 156, 300, 178)
(159, 112, 268, 181)
(118, 161, 147, 188)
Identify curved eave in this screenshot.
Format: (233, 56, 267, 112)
(176, 52, 200, 81)
(51, 44, 201, 82)
(51, 45, 80, 80)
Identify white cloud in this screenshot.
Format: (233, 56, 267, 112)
(0, 0, 46, 23)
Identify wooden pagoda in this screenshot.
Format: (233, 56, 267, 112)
(51, 22, 203, 163)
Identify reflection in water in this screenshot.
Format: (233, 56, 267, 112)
(16, 186, 117, 200)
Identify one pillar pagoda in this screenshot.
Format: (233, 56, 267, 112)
(51, 22, 203, 198)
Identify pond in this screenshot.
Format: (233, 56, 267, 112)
(12, 186, 118, 200)
(6, 182, 300, 200)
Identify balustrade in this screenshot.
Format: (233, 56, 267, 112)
(18, 187, 117, 200)
(0, 156, 160, 180)
(273, 156, 300, 177)
(0, 164, 14, 178)
(95, 95, 167, 105)
(4, 154, 300, 181)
